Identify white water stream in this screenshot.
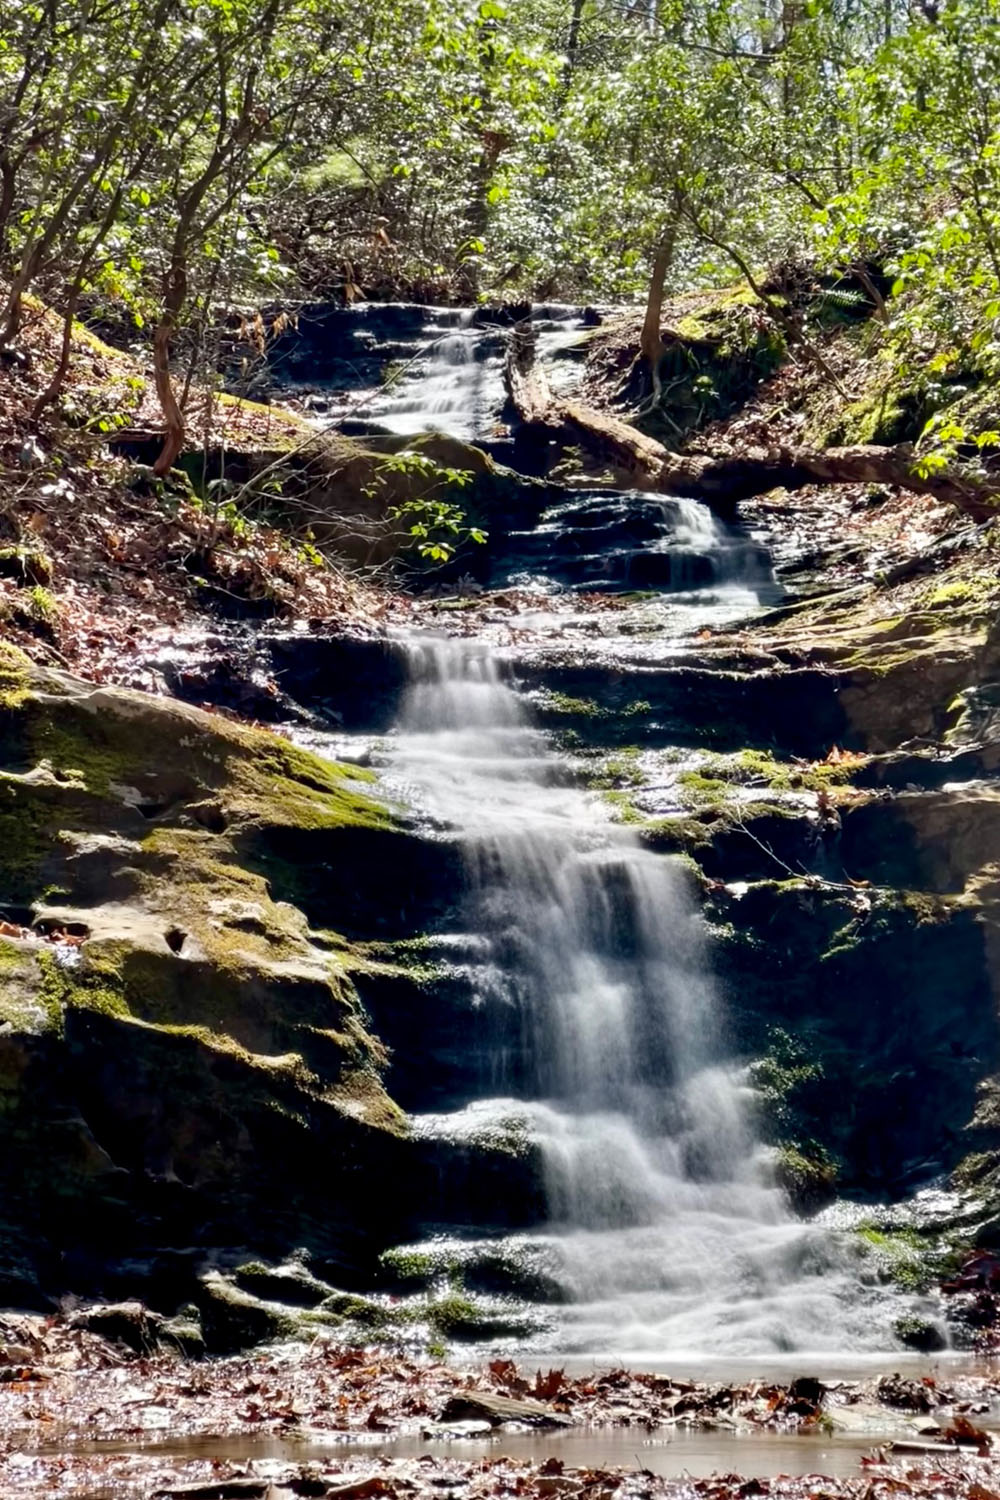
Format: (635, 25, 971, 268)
(331, 310, 947, 1361)
(349, 304, 589, 441)
(382, 638, 939, 1360)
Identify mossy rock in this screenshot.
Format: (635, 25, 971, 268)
(719, 880, 995, 1194)
(0, 648, 431, 1315)
(421, 1291, 543, 1342)
(773, 1142, 839, 1211)
(378, 1236, 566, 1302)
(234, 1259, 335, 1307)
(142, 430, 545, 573)
(195, 1272, 298, 1354)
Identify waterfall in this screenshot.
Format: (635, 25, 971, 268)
(376, 311, 478, 438)
(385, 637, 942, 1359)
(345, 304, 589, 444)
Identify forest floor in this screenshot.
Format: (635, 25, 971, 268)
(4, 1316, 1000, 1499)
(0, 295, 392, 695)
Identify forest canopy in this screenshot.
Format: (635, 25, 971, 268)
(2, 0, 1000, 457)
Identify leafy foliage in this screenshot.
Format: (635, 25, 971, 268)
(4, 0, 1000, 457)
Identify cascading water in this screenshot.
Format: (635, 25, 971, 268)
(382, 637, 943, 1360)
(370, 310, 480, 440)
(323, 303, 591, 444)
(283, 303, 946, 1361)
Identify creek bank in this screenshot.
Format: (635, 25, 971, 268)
(0, 1320, 994, 1444)
(10, 1451, 1000, 1500)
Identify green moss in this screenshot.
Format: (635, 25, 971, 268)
(545, 692, 602, 718)
(680, 749, 862, 801)
(36, 948, 124, 1028)
(856, 1222, 939, 1294)
(0, 943, 62, 1035)
(0, 643, 31, 708)
(602, 789, 644, 823)
(897, 890, 953, 924)
(856, 1222, 924, 1253)
(751, 1028, 824, 1121)
(774, 1142, 839, 1201)
(0, 549, 53, 588)
(677, 771, 731, 807)
(424, 1293, 479, 1336)
(317, 1292, 394, 1330)
(228, 735, 391, 835)
(4, 668, 390, 844)
(921, 575, 998, 611)
(25, 587, 57, 623)
(0, 777, 60, 903)
(378, 1248, 436, 1287)
(0, 939, 27, 972)
(583, 747, 644, 790)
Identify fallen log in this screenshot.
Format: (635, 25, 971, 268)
(504, 322, 998, 521)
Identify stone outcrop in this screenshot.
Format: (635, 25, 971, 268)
(0, 645, 421, 1310)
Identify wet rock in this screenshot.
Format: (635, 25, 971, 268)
(894, 1314, 947, 1352)
(713, 879, 993, 1194)
(261, 631, 410, 731)
(152, 1479, 272, 1498)
(194, 1272, 296, 1354)
(876, 1374, 939, 1412)
(233, 1259, 335, 1308)
(162, 651, 320, 726)
(378, 1236, 566, 1302)
(520, 658, 847, 756)
(788, 1376, 826, 1405)
(438, 1389, 572, 1427)
(423, 1417, 493, 1437)
(69, 1300, 161, 1354)
(0, 648, 422, 1319)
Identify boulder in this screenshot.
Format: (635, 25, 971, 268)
(0, 645, 429, 1314)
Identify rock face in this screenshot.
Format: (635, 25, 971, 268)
(0, 645, 430, 1311)
(7, 452, 1000, 1345)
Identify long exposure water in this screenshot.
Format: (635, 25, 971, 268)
(342, 304, 590, 441)
(324, 310, 945, 1360)
(380, 637, 940, 1360)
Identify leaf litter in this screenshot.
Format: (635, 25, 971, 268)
(3, 1321, 1000, 1499)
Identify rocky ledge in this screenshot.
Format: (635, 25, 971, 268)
(0, 645, 484, 1331)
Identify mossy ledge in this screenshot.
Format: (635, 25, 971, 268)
(0, 648, 439, 1316)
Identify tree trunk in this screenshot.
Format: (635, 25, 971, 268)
(504, 324, 998, 521)
(562, 0, 585, 92)
(637, 187, 684, 410)
(152, 249, 188, 476)
(31, 286, 81, 421)
(152, 315, 185, 476)
(639, 222, 677, 373)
